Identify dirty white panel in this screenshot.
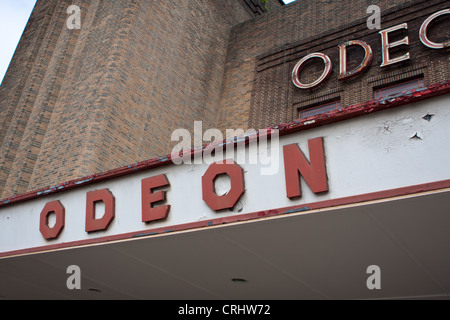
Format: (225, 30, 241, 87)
(0, 94, 449, 255)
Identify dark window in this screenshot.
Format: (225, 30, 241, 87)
(374, 78, 425, 99)
(299, 101, 341, 119)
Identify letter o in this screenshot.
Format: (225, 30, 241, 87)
(202, 160, 245, 211)
(292, 53, 332, 89)
(40, 201, 65, 240)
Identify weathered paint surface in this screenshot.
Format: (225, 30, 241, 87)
(1, 81, 448, 208)
(0, 85, 449, 257)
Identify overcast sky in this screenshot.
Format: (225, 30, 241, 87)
(0, 0, 36, 85)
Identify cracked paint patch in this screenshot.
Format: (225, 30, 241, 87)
(410, 132, 423, 140)
(285, 207, 311, 214)
(74, 177, 95, 185)
(132, 232, 154, 238)
(263, 80, 450, 140)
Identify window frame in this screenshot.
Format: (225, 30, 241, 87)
(298, 100, 341, 119)
(374, 78, 425, 100)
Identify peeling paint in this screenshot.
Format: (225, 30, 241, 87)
(74, 177, 94, 185)
(410, 132, 423, 140)
(37, 188, 56, 195)
(285, 207, 311, 214)
(0, 81, 449, 209)
(132, 232, 158, 238)
(266, 80, 450, 137)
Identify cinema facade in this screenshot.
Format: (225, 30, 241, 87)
(0, 0, 449, 300)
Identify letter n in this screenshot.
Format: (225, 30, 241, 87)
(283, 137, 328, 199)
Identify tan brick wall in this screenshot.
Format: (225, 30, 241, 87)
(0, 0, 75, 197)
(0, 0, 251, 198)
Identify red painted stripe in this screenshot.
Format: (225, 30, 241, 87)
(1, 178, 449, 259)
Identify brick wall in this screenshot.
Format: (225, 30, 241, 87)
(0, 0, 77, 198)
(0, 0, 252, 198)
(217, 0, 449, 130)
(239, 0, 284, 16)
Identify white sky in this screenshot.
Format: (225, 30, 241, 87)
(0, 0, 37, 86)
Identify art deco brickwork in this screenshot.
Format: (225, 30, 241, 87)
(0, 0, 252, 198)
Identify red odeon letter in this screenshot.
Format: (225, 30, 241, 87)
(40, 200, 65, 240)
(142, 174, 171, 223)
(292, 52, 332, 89)
(85, 189, 115, 233)
(202, 160, 245, 211)
(283, 137, 329, 199)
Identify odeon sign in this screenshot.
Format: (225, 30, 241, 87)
(292, 9, 449, 89)
(38, 138, 328, 241)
